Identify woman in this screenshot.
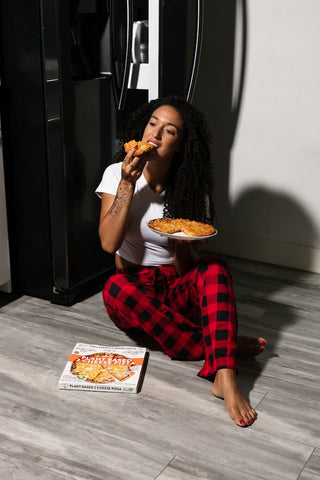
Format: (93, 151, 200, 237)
(96, 96, 266, 427)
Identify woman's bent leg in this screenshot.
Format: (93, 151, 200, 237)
(103, 267, 204, 361)
(165, 255, 238, 380)
(103, 258, 238, 379)
(103, 260, 257, 427)
(181, 255, 256, 426)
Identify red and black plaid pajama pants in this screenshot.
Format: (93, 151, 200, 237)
(103, 255, 238, 380)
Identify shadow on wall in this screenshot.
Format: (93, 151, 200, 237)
(192, 0, 247, 230)
(221, 190, 318, 403)
(193, 1, 318, 272)
(231, 187, 318, 270)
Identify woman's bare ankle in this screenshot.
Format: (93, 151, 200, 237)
(211, 368, 257, 427)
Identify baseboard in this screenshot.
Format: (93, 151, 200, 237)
(0, 280, 12, 293)
(203, 230, 320, 274)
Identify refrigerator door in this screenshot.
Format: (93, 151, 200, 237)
(110, 0, 133, 109)
(41, 0, 115, 303)
(0, 0, 148, 304)
(132, 20, 149, 64)
(159, 0, 202, 100)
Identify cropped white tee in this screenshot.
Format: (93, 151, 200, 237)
(95, 162, 174, 266)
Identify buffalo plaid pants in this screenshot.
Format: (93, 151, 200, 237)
(103, 255, 238, 380)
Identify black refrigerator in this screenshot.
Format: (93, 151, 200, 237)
(0, 0, 150, 304)
(0, 0, 240, 304)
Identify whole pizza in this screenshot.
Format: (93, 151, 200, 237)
(148, 218, 215, 237)
(71, 352, 135, 383)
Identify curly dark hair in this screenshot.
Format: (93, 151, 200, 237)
(112, 96, 215, 224)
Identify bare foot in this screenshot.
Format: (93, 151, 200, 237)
(211, 369, 256, 427)
(237, 336, 267, 357)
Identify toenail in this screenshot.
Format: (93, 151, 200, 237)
(239, 420, 245, 425)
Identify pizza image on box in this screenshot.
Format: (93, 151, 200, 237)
(71, 352, 135, 383)
(59, 344, 147, 393)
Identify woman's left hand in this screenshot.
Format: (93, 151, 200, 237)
(172, 239, 202, 276)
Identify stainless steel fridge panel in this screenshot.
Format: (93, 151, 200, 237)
(159, 0, 200, 99)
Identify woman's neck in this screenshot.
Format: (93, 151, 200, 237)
(143, 160, 171, 193)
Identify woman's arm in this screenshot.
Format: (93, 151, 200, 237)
(98, 148, 147, 253)
(98, 182, 134, 253)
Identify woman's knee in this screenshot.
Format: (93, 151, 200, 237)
(103, 272, 126, 306)
(102, 274, 131, 327)
(197, 255, 230, 275)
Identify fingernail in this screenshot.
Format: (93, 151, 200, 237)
(261, 340, 266, 345)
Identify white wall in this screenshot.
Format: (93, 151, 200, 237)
(197, 0, 320, 273)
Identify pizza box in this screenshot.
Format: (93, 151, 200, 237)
(58, 343, 147, 393)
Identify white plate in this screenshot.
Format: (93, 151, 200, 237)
(148, 226, 218, 241)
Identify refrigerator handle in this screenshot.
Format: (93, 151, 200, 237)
(186, 0, 204, 102)
(117, 0, 133, 110)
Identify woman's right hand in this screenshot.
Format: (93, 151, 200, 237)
(121, 146, 147, 184)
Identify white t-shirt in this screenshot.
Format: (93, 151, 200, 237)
(95, 162, 174, 266)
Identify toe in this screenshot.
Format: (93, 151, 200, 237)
(246, 409, 257, 426)
(239, 407, 256, 427)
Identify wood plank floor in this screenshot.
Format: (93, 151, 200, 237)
(0, 256, 319, 480)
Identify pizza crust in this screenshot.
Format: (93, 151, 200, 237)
(148, 218, 215, 237)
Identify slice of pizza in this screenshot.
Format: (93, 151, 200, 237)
(106, 353, 135, 381)
(92, 370, 115, 383)
(148, 218, 180, 234)
(107, 364, 135, 382)
(71, 362, 104, 382)
(181, 220, 215, 237)
(124, 140, 157, 156)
